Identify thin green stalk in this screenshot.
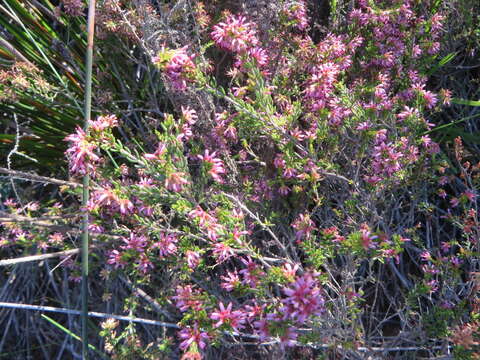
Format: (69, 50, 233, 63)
(41, 315, 108, 359)
(82, 0, 96, 358)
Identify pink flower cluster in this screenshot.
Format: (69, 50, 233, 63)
(154, 47, 196, 91)
(89, 185, 134, 215)
(64, 115, 118, 176)
(281, 272, 325, 324)
(211, 15, 258, 53)
(173, 285, 204, 313)
(178, 324, 209, 351)
(365, 130, 419, 184)
(197, 150, 226, 183)
(292, 213, 316, 241)
(165, 171, 189, 192)
(65, 127, 99, 176)
(210, 302, 246, 331)
(188, 206, 224, 241)
(283, 0, 308, 31)
(152, 232, 178, 258)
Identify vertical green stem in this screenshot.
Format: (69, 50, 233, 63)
(82, 0, 96, 358)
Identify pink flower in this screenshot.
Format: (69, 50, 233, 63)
(89, 114, 118, 132)
(423, 91, 438, 109)
(48, 232, 64, 245)
(181, 106, 198, 125)
(212, 242, 234, 263)
(178, 324, 209, 350)
(273, 154, 286, 169)
(422, 264, 440, 275)
(188, 206, 224, 241)
(189, 206, 217, 227)
(247, 47, 269, 66)
(420, 251, 432, 261)
(463, 190, 476, 202)
(426, 279, 439, 293)
(65, 127, 100, 176)
(221, 270, 241, 291)
(439, 89, 452, 106)
(107, 250, 127, 269)
(3, 198, 17, 207)
(121, 232, 148, 252)
(186, 250, 200, 269)
(281, 272, 325, 324)
(210, 302, 246, 331)
(144, 142, 167, 161)
(283, 167, 297, 179)
(356, 121, 372, 131)
(154, 47, 196, 91)
(117, 198, 134, 215)
(283, 0, 308, 30)
(198, 150, 226, 183)
(211, 15, 258, 53)
(173, 286, 203, 312)
(359, 225, 378, 250)
(282, 263, 299, 279)
(450, 197, 459, 208)
(292, 213, 316, 241)
(88, 224, 104, 234)
(304, 62, 341, 110)
(239, 257, 264, 288)
(152, 233, 178, 258)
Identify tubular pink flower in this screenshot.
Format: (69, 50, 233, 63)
(89, 114, 118, 132)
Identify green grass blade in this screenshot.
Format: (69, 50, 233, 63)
(452, 98, 480, 106)
(41, 314, 108, 359)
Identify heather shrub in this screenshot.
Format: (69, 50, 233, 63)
(1, 0, 479, 359)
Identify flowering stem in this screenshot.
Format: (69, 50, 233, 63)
(82, 0, 96, 358)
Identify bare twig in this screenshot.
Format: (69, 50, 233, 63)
(0, 167, 81, 188)
(0, 249, 80, 267)
(223, 193, 291, 260)
(119, 276, 175, 321)
(0, 302, 180, 328)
